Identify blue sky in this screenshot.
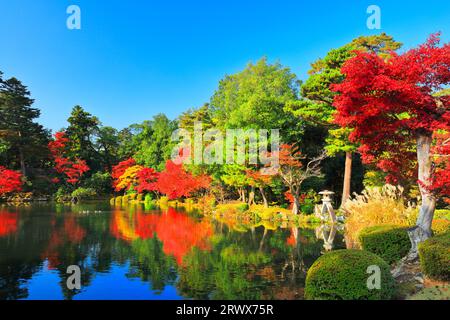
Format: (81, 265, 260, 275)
(0, 0, 449, 132)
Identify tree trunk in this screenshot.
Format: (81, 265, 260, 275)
(292, 190, 300, 215)
(406, 133, 436, 260)
(248, 186, 255, 206)
(341, 151, 352, 207)
(238, 188, 243, 202)
(19, 148, 26, 176)
(259, 228, 268, 251)
(259, 186, 268, 208)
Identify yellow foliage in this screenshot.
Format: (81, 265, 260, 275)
(167, 200, 179, 207)
(343, 185, 415, 245)
(159, 196, 169, 204)
(432, 219, 450, 235)
(261, 220, 278, 230)
(215, 202, 249, 216)
(128, 193, 137, 200)
(116, 165, 143, 191)
(249, 205, 290, 220)
(197, 195, 216, 213)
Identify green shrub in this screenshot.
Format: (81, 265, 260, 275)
(115, 196, 122, 204)
(71, 187, 97, 201)
(122, 195, 129, 203)
(358, 225, 411, 264)
(55, 186, 72, 203)
(145, 194, 153, 203)
(136, 193, 143, 202)
(418, 232, 450, 281)
(305, 249, 396, 300)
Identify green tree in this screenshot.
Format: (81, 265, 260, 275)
(117, 127, 135, 160)
(66, 105, 100, 170)
(209, 58, 306, 203)
(95, 126, 119, 172)
(221, 164, 250, 202)
(209, 57, 300, 132)
(132, 114, 177, 171)
(0, 72, 50, 175)
(178, 103, 214, 131)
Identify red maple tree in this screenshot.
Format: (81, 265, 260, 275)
(154, 160, 211, 199)
(135, 167, 159, 194)
(431, 131, 450, 203)
(333, 34, 450, 241)
(48, 132, 89, 185)
(0, 166, 23, 195)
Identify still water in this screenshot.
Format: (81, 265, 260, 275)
(0, 202, 344, 300)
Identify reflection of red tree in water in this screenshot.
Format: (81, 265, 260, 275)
(156, 208, 213, 264)
(42, 216, 86, 269)
(111, 208, 213, 265)
(0, 212, 18, 237)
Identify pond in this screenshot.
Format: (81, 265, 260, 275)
(0, 202, 345, 300)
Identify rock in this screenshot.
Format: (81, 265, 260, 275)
(414, 276, 424, 284)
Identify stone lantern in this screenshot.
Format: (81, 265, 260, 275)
(316, 190, 337, 224)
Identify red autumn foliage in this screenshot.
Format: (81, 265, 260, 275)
(284, 191, 308, 208)
(48, 131, 89, 185)
(245, 168, 272, 187)
(278, 144, 303, 168)
(0, 166, 23, 195)
(0, 212, 18, 237)
(431, 131, 450, 202)
(333, 34, 450, 196)
(111, 158, 136, 190)
(154, 160, 211, 199)
(135, 167, 159, 193)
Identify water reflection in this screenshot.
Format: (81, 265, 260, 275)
(0, 202, 345, 300)
(111, 208, 213, 265)
(0, 211, 18, 237)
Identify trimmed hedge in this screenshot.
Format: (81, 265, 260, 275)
(418, 232, 450, 281)
(305, 249, 396, 300)
(358, 225, 411, 264)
